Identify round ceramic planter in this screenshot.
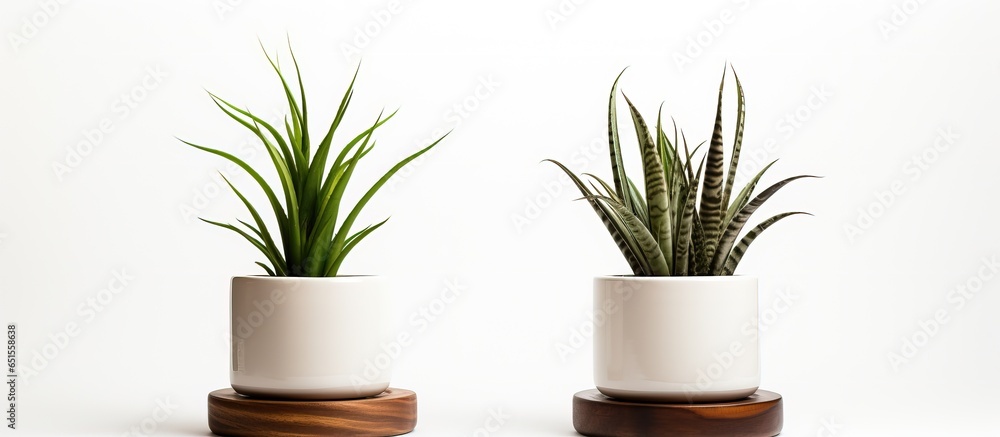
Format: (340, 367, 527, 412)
(593, 275, 759, 403)
(229, 276, 391, 400)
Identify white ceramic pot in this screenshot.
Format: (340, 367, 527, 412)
(229, 276, 392, 400)
(593, 275, 759, 403)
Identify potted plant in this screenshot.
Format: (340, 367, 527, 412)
(547, 67, 815, 403)
(180, 45, 445, 400)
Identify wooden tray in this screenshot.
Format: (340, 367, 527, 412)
(573, 389, 782, 437)
(208, 388, 416, 437)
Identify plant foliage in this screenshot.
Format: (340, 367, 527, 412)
(547, 67, 816, 276)
(180, 43, 446, 276)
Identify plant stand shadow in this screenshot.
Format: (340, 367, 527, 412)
(572, 389, 783, 437)
(208, 388, 417, 436)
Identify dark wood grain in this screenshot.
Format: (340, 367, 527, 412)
(573, 389, 782, 437)
(208, 388, 416, 437)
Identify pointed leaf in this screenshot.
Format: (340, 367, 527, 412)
(724, 160, 777, 228)
(586, 195, 671, 276)
(607, 70, 631, 210)
(720, 65, 745, 216)
(709, 175, 818, 274)
(699, 69, 727, 261)
(545, 159, 647, 274)
(325, 218, 389, 276)
(722, 212, 811, 275)
(623, 94, 672, 270)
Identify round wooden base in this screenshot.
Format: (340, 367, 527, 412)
(208, 388, 417, 437)
(573, 389, 782, 437)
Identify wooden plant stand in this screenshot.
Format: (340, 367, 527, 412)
(208, 388, 417, 436)
(573, 389, 782, 437)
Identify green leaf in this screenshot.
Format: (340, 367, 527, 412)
(219, 173, 286, 275)
(721, 212, 811, 275)
(325, 133, 448, 274)
(709, 175, 818, 274)
(306, 120, 379, 276)
(623, 94, 672, 271)
(325, 217, 390, 276)
(287, 38, 310, 160)
(303, 67, 362, 220)
(209, 93, 298, 183)
(626, 177, 650, 229)
(720, 65, 745, 218)
(200, 218, 278, 272)
(582, 173, 621, 202)
(260, 43, 307, 172)
(724, 160, 777, 228)
(699, 69, 727, 262)
(179, 139, 289, 253)
(187, 46, 443, 276)
(607, 69, 631, 211)
(689, 207, 708, 275)
(674, 155, 704, 276)
(586, 194, 671, 276)
(546, 159, 647, 275)
(255, 262, 276, 276)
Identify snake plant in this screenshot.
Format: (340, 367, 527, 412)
(180, 44, 446, 277)
(547, 67, 815, 276)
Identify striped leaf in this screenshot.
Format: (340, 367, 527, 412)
(626, 177, 650, 229)
(546, 159, 648, 274)
(721, 212, 810, 275)
(607, 70, 631, 210)
(673, 154, 704, 276)
(720, 66, 745, 216)
(699, 69, 727, 262)
(623, 95, 672, 271)
(547, 67, 814, 277)
(689, 206, 708, 275)
(724, 160, 777, 228)
(709, 175, 818, 274)
(587, 195, 671, 276)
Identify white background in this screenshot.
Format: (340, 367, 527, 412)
(2, 0, 999, 435)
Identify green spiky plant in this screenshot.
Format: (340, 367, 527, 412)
(179, 44, 446, 277)
(547, 67, 816, 276)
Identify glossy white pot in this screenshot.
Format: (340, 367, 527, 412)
(593, 275, 759, 403)
(229, 276, 391, 400)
